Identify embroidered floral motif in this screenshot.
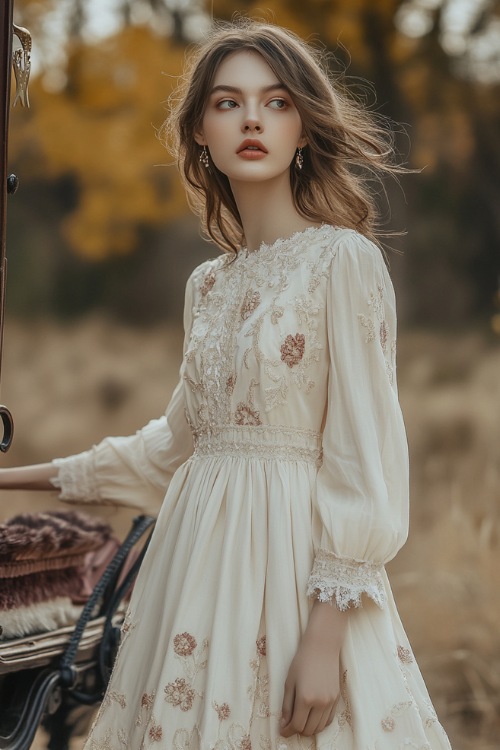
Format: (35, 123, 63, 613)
(271, 306, 283, 324)
(256, 635, 266, 656)
(381, 716, 395, 732)
(172, 726, 202, 750)
(89, 729, 113, 750)
(136, 690, 156, 727)
(280, 333, 305, 368)
(248, 636, 271, 720)
(379, 701, 416, 738)
(101, 691, 126, 710)
(213, 701, 231, 720)
(358, 282, 396, 385)
(397, 645, 414, 664)
(240, 290, 261, 320)
(164, 677, 196, 711)
(174, 632, 197, 657)
(164, 633, 208, 714)
(226, 374, 236, 395)
(142, 692, 155, 709)
(183, 226, 336, 433)
(148, 719, 163, 742)
(358, 314, 376, 343)
(379, 320, 388, 352)
(235, 402, 262, 426)
(306, 548, 386, 610)
(200, 270, 216, 297)
(337, 670, 353, 729)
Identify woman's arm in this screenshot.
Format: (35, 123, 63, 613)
(0, 463, 57, 491)
(280, 602, 348, 737)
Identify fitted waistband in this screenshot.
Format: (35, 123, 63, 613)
(192, 425, 323, 467)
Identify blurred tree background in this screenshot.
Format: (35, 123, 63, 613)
(7, 0, 500, 327)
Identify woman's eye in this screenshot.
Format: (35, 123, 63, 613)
(217, 99, 238, 109)
(268, 98, 288, 109)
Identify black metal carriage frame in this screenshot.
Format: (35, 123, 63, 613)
(0, 514, 155, 750)
(0, 5, 158, 749)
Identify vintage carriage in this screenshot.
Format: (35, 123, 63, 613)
(0, 5, 154, 748)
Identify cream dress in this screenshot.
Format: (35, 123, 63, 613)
(52, 225, 452, 750)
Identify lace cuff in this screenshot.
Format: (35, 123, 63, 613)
(306, 548, 386, 611)
(51, 452, 102, 504)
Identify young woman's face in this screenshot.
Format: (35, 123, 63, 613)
(196, 50, 305, 184)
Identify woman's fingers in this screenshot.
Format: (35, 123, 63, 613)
(279, 681, 295, 735)
(280, 703, 312, 737)
(281, 694, 338, 737)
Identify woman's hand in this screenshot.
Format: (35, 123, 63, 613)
(280, 600, 348, 738)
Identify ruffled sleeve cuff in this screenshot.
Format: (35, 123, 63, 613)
(306, 548, 387, 611)
(51, 451, 101, 504)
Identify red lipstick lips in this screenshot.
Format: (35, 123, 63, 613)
(237, 139, 268, 160)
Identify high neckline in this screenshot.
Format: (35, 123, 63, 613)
(238, 224, 332, 259)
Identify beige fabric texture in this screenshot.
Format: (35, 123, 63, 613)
(52, 225, 452, 750)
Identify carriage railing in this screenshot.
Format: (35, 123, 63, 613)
(0, 514, 155, 750)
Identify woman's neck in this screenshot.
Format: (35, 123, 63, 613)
(230, 172, 320, 252)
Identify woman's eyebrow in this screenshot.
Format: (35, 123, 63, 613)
(209, 83, 288, 95)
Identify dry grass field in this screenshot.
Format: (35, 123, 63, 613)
(1, 317, 498, 750)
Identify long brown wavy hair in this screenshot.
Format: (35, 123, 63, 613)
(163, 19, 404, 253)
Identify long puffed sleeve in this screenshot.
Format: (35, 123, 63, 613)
(306, 232, 409, 610)
(50, 271, 198, 517)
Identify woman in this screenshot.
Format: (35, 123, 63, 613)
(0, 20, 452, 750)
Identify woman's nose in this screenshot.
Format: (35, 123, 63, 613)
(242, 111, 263, 133)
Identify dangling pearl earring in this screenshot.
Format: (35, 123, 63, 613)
(295, 147, 304, 170)
(199, 145, 210, 169)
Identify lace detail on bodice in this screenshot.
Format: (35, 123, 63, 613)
(184, 225, 341, 438)
(191, 425, 323, 467)
(306, 547, 386, 610)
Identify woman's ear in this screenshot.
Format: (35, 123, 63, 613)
(298, 135, 307, 149)
(194, 131, 207, 146)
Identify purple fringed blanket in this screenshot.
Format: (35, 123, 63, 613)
(0, 510, 118, 639)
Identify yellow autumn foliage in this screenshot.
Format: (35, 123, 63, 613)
(10, 26, 188, 259)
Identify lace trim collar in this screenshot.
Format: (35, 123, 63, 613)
(237, 223, 338, 261)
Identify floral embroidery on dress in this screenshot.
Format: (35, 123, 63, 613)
(200, 270, 216, 297)
(164, 677, 196, 711)
(234, 378, 262, 426)
(241, 290, 261, 320)
(226, 374, 236, 395)
(337, 670, 353, 729)
(174, 632, 197, 656)
(379, 700, 416, 737)
(148, 718, 163, 742)
(256, 635, 266, 656)
(172, 726, 202, 750)
(101, 691, 127, 711)
(213, 700, 231, 720)
(184, 226, 335, 432)
(249, 635, 271, 720)
(135, 691, 156, 726)
(381, 716, 395, 732)
(280, 333, 305, 368)
(89, 729, 113, 750)
(164, 632, 208, 713)
(235, 402, 262, 426)
(358, 283, 396, 385)
(397, 644, 414, 664)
